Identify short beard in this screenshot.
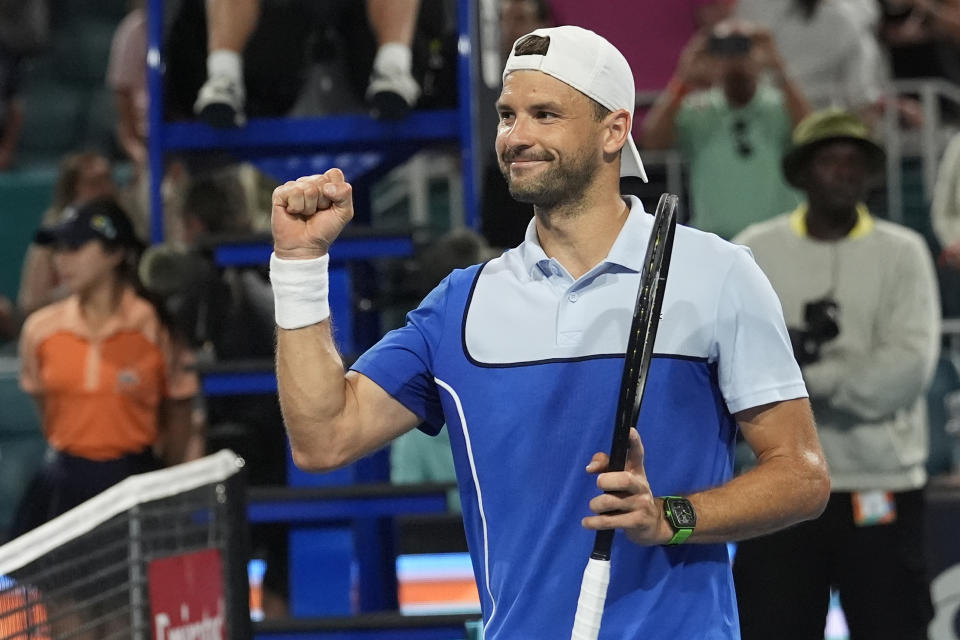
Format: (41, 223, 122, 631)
(500, 146, 601, 210)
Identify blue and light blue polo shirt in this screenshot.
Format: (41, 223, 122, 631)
(352, 195, 806, 639)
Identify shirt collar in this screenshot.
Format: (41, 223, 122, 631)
(62, 285, 141, 339)
(788, 202, 874, 239)
(518, 195, 649, 278)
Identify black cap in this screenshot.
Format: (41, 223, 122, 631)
(34, 198, 142, 250)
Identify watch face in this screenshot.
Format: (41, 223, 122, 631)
(669, 499, 696, 528)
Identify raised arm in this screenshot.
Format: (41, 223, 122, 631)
(641, 33, 708, 150)
(272, 169, 421, 472)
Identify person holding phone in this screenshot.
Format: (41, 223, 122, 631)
(642, 19, 811, 240)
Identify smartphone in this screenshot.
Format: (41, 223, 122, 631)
(708, 33, 753, 56)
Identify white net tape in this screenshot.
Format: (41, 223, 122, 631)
(0, 450, 245, 640)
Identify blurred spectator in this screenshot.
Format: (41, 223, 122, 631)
(364, 0, 424, 119)
(736, 0, 887, 112)
(11, 198, 200, 539)
(166, 174, 274, 365)
(479, 0, 553, 248)
(0, 0, 50, 171)
(732, 109, 940, 640)
(106, 0, 193, 245)
(547, 0, 733, 94)
(107, 0, 148, 174)
(193, 0, 425, 125)
(18, 151, 117, 319)
(642, 20, 810, 239)
(931, 130, 960, 269)
(881, 0, 960, 86)
(906, 0, 960, 40)
(192, 0, 259, 127)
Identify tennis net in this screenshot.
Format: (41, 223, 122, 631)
(0, 450, 250, 640)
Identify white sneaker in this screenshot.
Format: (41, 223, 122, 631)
(366, 68, 421, 120)
(194, 74, 246, 127)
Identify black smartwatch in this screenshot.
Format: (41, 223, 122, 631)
(662, 496, 696, 545)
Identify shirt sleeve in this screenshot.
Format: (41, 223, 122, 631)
(350, 277, 449, 434)
(715, 246, 808, 414)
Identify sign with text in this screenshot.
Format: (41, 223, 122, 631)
(149, 548, 225, 640)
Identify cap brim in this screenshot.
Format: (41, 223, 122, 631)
(33, 225, 98, 248)
(621, 136, 648, 182)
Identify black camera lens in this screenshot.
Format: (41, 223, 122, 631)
(804, 298, 840, 342)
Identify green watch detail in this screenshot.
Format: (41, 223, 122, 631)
(662, 496, 696, 545)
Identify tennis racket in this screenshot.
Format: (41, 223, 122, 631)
(570, 193, 679, 640)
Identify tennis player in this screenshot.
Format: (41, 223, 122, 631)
(270, 26, 830, 639)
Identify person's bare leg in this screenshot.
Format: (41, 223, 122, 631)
(195, 0, 260, 126)
(367, 0, 420, 47)
(207, 0, 260, 51)
(366, 0, 422, 119)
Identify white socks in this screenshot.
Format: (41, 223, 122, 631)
(372, 42, 413, 78)
(207, 49, 243, 84)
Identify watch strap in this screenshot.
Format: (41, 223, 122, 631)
(662, 496, 695, 546)
(666, 528, 693, 545)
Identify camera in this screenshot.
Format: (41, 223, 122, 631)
(707, 33, 753, 56)
(789, 298, 840, 365)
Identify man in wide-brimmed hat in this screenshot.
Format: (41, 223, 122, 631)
(732, 108, 941, 640)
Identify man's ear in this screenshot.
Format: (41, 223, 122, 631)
(603, 109, 632, 158)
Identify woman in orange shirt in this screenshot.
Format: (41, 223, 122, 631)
(11, 198, 200, 538)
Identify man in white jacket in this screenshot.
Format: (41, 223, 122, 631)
(732, 108, 941, 640)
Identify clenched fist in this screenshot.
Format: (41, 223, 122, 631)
(272, 168, 354, 260)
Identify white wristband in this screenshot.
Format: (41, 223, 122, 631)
(270, 252, 330, 329)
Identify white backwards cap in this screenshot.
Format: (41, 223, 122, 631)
(503, 25, 647, 182)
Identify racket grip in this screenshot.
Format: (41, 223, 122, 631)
(570, 557, 611, 640)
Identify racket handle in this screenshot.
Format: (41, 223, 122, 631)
(570, 557, 611, 640)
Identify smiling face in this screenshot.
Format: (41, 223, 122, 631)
(495, 70, 609, 210)
(53, 240, 125, 295)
